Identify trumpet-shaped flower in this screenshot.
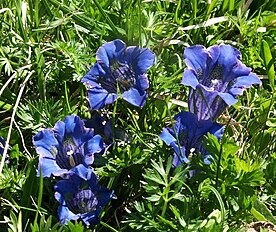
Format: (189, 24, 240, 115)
(33, 115, 105, 177)
(182, 44, 261, 120)
(81, 39, 155, 109)
(54, 164, 116, 225)
(84, 113, 113, 143)
(160, 111, 224, 167)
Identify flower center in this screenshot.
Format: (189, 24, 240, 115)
(178, 129, 188, 148)
(98, 62, 136, 93)
(113, 65, 136, 92)
(66, 189, 98, 214)
(56, 137, 83, 170)
(202, 66, 223, 90)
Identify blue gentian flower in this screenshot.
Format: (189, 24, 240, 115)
(182, 44, 261, 120)
(33, 115, 106, 177)
(84, 113, 113, 143)
(54, 164, 116, 225)
(159, 111, 224, 167)
(0, 136, 5, 155)
(81, 39, 156, 109)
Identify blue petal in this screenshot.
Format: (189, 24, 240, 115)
(63, 115, 83, 136)
(229, 73, 261, 96)
(210, 125, 225, 140)
(66, 165, 98, 188)
(217, 92, 238, 106)
(184, 45, 208, 77)
(82, 63, 107, 82)
(159, 128, 176, 145)
(136, 74, 149, 90)
(68, 164, 95, 181)
(63, 115, 94, 145)
(85, 135, 104, 154)
(0, 136, 6, 155)
(174, 111, 224, 143)
(36, 148, 60, 177)
(174, 111, 197, 134)
(122, 46, 155, 73)
(86, 170, 99, 189)
(122, 87, 147, 107)
(181, 68, 199, 89)
(33, 129, 59, 150)
(217, 44, 251, 82)
(206, 45, 220, 75)
(84, 135, 104, 166)
(81, 210, 100, 225)
(189, 85, 226, 120)
(87, 87, 118, 110)
(57, 201, 80, 225)
(172, 151, 189, 167)
(53, 121, 65, 144)
(203, 154, 212, 165)
(54, 179, 78, 197)
(96, 39, 125, 69)
(97, 188, 114, 206)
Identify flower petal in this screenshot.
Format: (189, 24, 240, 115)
(172, 151, 189, 167)
(53, 121, 65, 144)
(217, 92, 238, 106)
(54, 179, 78, 197)
(84, 135, 105, 166)
(33, 129, 59, 150)
(81, 210, 100, 225)
(184, 45, 208, 76)
(136, 74, 149, 90)
(206, 45, 220, 75)
(122, 87, 147, 107)
(62, 115, 94, 145)
(82, 63, 107, 83)
(97, 188, 115, 206)
(122, 46, 155, 73)
(87, 87, 117, 110)
(63, 115, 84, 137)
(181, 68, 199, 89)
(85, 135, 104, 154)
(209, 125, 225, 140)
(0, 136, 6, 155)
(68, 164, 95, 181)
(96, 39, 125, 69)
(229, 73, 261, 96)
(159, 128, 176, 145)
(217, 44, 251, 82)
(36, 148, 60, 177)
(57, 202, 80, 225)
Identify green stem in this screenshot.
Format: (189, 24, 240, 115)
(215, 116, 231, 189)
(161, 190, 169, 217)
(64, 81, 71, 113)
(100, 221, 119, 232)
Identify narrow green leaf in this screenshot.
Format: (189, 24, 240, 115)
(191, 0, 197, 19)
(0, 100, 12, 111)
(261, 40, 275, 89)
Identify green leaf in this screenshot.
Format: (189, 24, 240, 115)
(261, 39, 275, 89)
(251, 199, 276, 224)
(146, 194, 161, 202)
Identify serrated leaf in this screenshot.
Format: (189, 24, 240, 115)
(146, 194, 161, 202)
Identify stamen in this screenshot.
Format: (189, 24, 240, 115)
(67, 150, 74, 156)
